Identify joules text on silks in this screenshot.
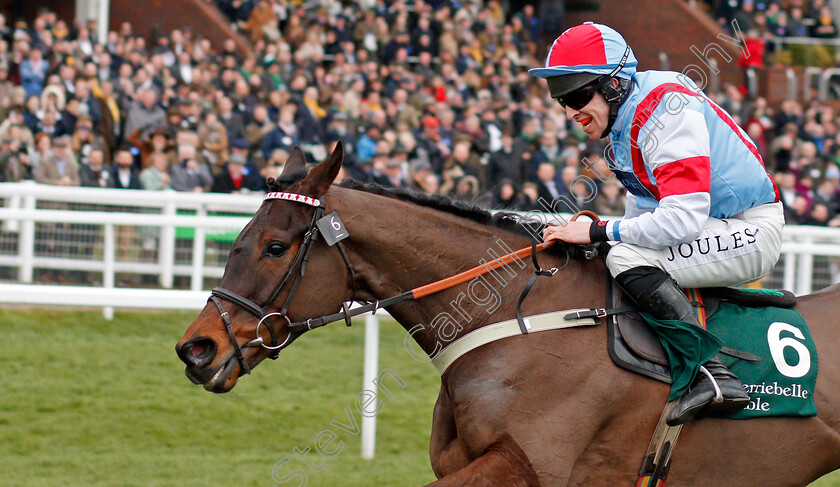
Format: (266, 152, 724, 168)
(665, 228, 759, 262)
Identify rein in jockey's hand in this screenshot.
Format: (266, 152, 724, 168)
(543, 221, 593, 244)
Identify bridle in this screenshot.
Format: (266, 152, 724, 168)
(209, 191, 357, 374)
(208, 190, 592, 376)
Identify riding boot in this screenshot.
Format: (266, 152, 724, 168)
(614, 266, 750, 426)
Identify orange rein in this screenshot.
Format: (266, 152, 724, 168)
(411, 211, 600, 300)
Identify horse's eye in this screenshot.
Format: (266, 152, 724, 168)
(266, 242, 287, 257)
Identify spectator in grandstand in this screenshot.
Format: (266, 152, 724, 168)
(260, 102, 299, 160)
(73, 80, 102, 127)
(379, 154, 407, 188)
(0, 63, 15, 107)
(786, 7, 811, 38)
(0, 104, 29, 141)
(806, 201, 832, 226)
(244, 104, 274, 153)
(486, 131, 525, 190)
(128, 127, 175, 170)
(79, 148, 113, 188)
(520, 181, 540, 211)
(515, 4, 541, 44)
(593, 178, 627, 216)
(813, 177, 839, 215)
(228, 134, 261, 169)
(812, 6, 838, 38)
(415, 115, 449, 174)
(196, 114, 228, 171)
(768, 8, 792, 37)
(455, 174, 481, 199)
(35, 109, 63, 137)
(72, 115, 108, 166)
(324, 112, 358, 167)
(491, 179, 525, 209)
(534, 162, 564, 206)
(406, 159, 435, 192)
(57, 97, 82, 135)
(140, 151, 172, 191)
(296, 86, 326, 150)
(217, 95, 247, 142)
(439, 139, 482, 195)
(568, 175, 597, 213)
(19, 46, 47, 98)
(171, 144, 213, 192)
(532, 130, 563, 169)
(212, 153, 261, 193)
(0, 137, 26, 181)
(110, 149, 142, 189)
(27, 132, 50, 175)
(35, 136, 79, 186)
(124, 88, 167, 142)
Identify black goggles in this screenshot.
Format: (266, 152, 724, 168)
(555, 81, 600, 110)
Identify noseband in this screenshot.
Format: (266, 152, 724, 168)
(209, 191, 356, 375)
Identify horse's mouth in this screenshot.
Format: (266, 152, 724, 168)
(184, 356, 241, 393)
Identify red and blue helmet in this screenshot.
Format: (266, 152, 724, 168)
(530, 22, 637, 99)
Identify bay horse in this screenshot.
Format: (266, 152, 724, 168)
(176, 143, 840, 486)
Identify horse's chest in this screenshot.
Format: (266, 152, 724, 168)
(447, 376, 513, 445)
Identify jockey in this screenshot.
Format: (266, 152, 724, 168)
(532, 23, 784, 426)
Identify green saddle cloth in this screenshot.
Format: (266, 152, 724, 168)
(641, 302, 818, 419)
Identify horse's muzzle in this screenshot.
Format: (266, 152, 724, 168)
(176, 337, 217, 369)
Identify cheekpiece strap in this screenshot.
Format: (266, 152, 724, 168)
(264, 192, 322, 207)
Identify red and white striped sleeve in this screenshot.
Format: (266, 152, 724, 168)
(614, 108, 712, 248)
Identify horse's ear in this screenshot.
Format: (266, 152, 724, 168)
(280, 146, 306, 177)
(300, 141, 344, 197)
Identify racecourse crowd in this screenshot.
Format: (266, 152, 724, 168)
(693, 0, 840, 68)
(697, 0, 839, 38)
(0, 3, 839, 227)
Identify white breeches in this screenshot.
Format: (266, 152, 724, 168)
(606, 202, 785, 288)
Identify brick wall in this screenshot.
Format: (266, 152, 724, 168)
(560, 0, 745, 89)
(109, 0, 249, 53)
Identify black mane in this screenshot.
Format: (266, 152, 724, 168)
(266, 173, 546, 238)
(337, 179, 546, 238)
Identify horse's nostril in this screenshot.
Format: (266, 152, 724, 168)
(177, 337, 217, 368)
(190, 342, 207, 357)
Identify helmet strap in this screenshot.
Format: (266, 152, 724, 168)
(596, 44, 632, 138)
(598, 76, 632, 138)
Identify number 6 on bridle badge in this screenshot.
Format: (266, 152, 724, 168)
(316, 211, 349, 246)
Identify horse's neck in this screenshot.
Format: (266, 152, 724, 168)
(333, 189, 607, 357)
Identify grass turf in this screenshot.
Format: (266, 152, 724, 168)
(0, 309, 439, 487)
(0, 309, 838, 486)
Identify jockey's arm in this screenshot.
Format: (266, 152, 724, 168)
(545, 107, 713, 247)
(605, 108, 712, 249)
(623, 193, 649, 219)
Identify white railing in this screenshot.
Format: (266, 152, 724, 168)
(0, 181, 258, 289)
(768, 35, 840, 48)
(2, 182, 840, 302)
(779, 224, 840, 295)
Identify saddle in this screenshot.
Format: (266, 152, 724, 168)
(608, 283, 797, 383)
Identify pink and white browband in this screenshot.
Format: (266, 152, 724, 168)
(263, 192, 321, 207)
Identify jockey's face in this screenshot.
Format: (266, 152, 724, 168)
(565, 90, 610, 140)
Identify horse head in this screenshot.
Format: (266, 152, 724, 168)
(176, 142, 350, 392)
